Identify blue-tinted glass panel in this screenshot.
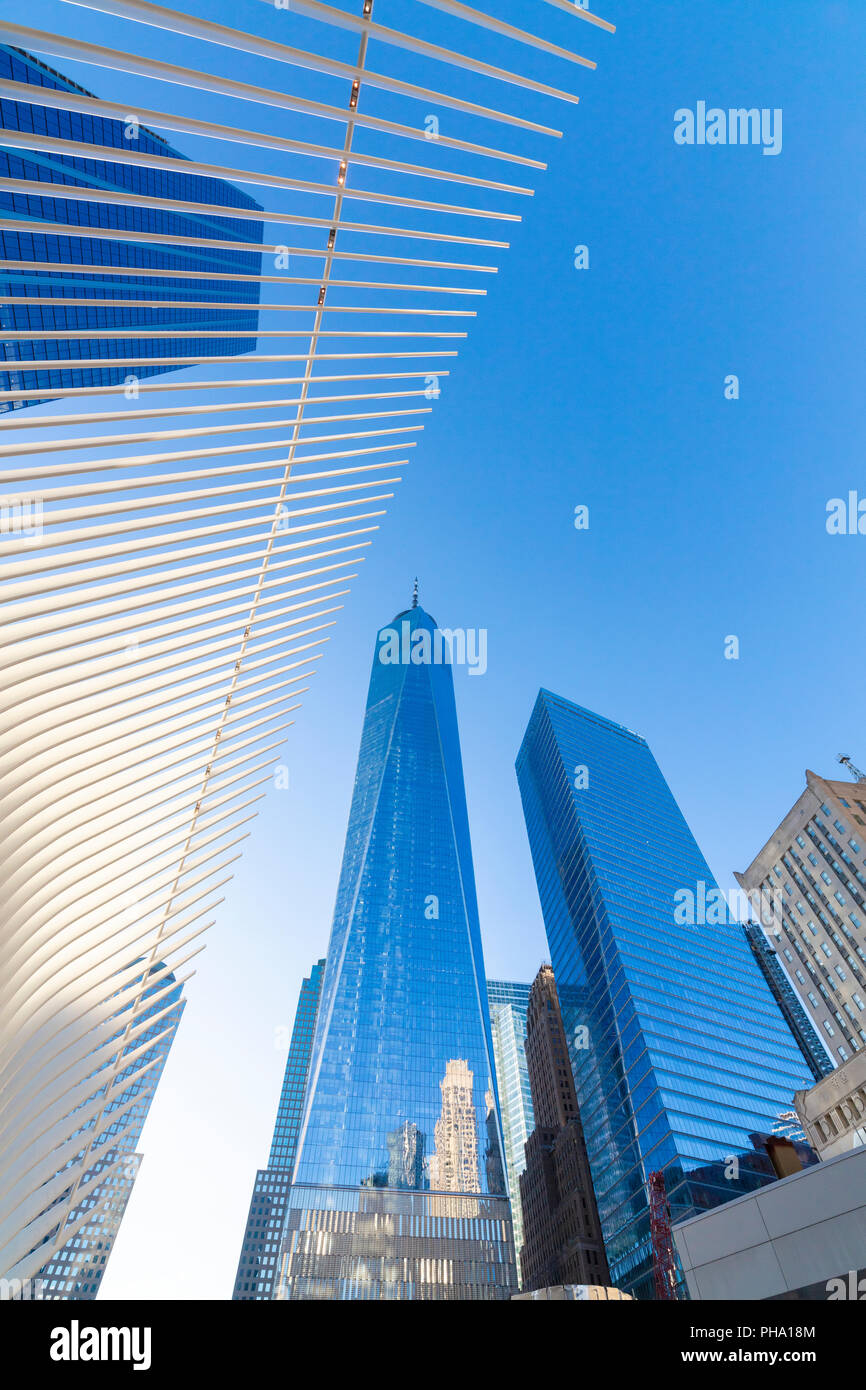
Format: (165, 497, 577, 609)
(516, 690, 814, 1299)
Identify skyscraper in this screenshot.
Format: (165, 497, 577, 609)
(487, 979, 534, 1262)
(742, 923, 834, 1082)
(735, 770, 866, 1067)
(516, 691, 815, 1300)
(518, 964, 609, 1292)
(278, 599, 516, 1300)
(232, 959, 325, 1301)
(29, 961, 183, 1301)
(0, 44, 261, 412)
(0, 2, 617, 1287)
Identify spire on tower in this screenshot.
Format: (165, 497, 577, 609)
(411, 577, 419, 609)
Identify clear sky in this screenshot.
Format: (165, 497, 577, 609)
(11, 0, 864, 1299)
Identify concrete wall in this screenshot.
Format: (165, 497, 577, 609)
(673, 1146, 866, 1300)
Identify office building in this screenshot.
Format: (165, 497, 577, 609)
(232, 959, 325, 1301)
(0, 44, 261, 412)
(487, 979, 534, 1265)
(30, 962, 183, 1300)
(742, 923, 834, 1081)
(278, 598, 516, 1300)
(516, 691, 815, 1299)
(735, 770, 866, 1067)
(518, 964, 609, 1292)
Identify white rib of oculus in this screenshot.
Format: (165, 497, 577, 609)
(0, 0, 614, 1283)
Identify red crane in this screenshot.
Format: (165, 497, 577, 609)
(648, 1169, 678, 1300)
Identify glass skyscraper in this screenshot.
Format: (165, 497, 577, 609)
(33, 961, 184, 1300)
(516, 691, 815, 1300)
(232, 959, 325, 1301)
(0, 45, 261, 412)
(486, 979, 534, 1263)
(278, 599, 516, 1300)
(742, 924, 835, 1082)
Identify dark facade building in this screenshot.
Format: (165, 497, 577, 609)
(232, 959, 325, 1301)
(743, 923, 835, 1082)
(279, 600, 515, 1300)
(516, 692, 815, 1299)
(519, 964, 609, 1292)
(0, 45, 261, 412)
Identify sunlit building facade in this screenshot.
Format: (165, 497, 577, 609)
(735, 770, 866, 1066)
(516, 691, 814, 1299)
(278, 601, 516, 1299)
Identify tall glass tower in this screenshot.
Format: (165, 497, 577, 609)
(232, 959, 325, 1301)
(516, 691, 814, 1300)
(486, 980, 534, 1264)
(279, 600, 516, 1300)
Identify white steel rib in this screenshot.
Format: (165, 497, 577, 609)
(0, 0, 614, 1284)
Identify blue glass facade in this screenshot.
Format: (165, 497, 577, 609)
(34, 961, 184, 1300)
(268, 959, 327, 1171)
(0, 45, 261, 412)
(516, 691, 814, 1300)
(232, 959, 326, 1300)
(486, 979, 534, 1261)
(280, 603, 515, 1299)
(742, 924, 835, 1082)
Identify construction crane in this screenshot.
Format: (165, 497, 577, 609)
(648, 1170, 679, 1300)
(838, 755, 866, 783)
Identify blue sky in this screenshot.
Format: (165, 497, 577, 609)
(11, 0, 864, 1298)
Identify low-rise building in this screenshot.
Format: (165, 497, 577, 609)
(794, 1050, 866, 1160)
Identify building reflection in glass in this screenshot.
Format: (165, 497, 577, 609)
(429, 1059, 481, 1196)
